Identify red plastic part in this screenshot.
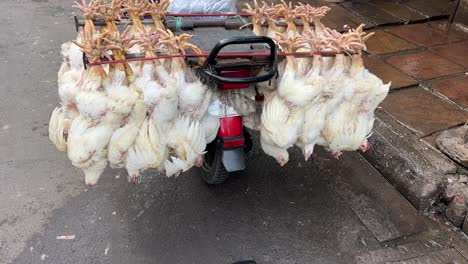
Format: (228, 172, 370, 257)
(223, 138, 246, 148)
(217, 69, 252, 90)
(218, 116, 243, 137)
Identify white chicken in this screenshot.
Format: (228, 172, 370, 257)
(148, 56, 179, 134)
(297, 96, 328, 160)
(126, 31, 176, 177)
(229, 91, 257, 116)
(122, 0, 151, 77)
(67, 30, 117, 186)
(200, 113, 220, 144)
(68, 115, 114, 185)
(295, 40, 329, 160)
(49, 107, 71, 152)
(347, 46, 390, 151)
(165, 116, 207, 176)
(50, 39, 84, 152)
(294, 5, 330, 75)
(50, 1, 393, 186)
(57, 41, 84, 120)
(158, 30, 212, 121)
(348, 26, 389, 116)
(275, 33, 322, 110)
(261, 92, 304, 166)
(295, 30, 354, 160)
(130, 29, 162, 105)
(307, 5, 334, 72)
(323, 26, 389, 157)
(125, 117, 167, 181)
(243, 100, 263, 131)
(51, 20, 89, 152)
(108, 101, 147, 168)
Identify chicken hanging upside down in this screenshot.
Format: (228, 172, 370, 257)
(258, 15, 388, 165)
(65, 30, 116, 186)
(323, 25, 389, 158)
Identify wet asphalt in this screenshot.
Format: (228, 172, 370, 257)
(12, 143, 385, 264)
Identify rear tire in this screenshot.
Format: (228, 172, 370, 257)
(243, 129, 253, 154)
(200, 141, 230, 184)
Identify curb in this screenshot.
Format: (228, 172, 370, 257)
(360, 110, 458, 211)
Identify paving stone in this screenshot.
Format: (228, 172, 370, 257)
(403, 0, 455, 18)
(429, 21, 468, 40)
(431, 41, 468, 68)
(386, 51, 465, 80)
(341, 2, 402, 25)
(387, 23, 461, 47)
(421, 131, 443, 148)
(363, 56, 417, 89)
(365, 30, 417, 55)
(433, 75, 468, 108)
(380, 87, 468, 136)
(369, 0, 427, 22)
(436, 126, 468, 169)
(322, 4, 374, 30)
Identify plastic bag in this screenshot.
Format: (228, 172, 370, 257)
(168, 0, 237, 20)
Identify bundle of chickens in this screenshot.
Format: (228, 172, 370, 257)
(49, 0, 390, 186)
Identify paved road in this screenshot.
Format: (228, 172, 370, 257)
(1, 1, 467, 264)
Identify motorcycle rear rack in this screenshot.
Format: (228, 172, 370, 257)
(199, 36, 277, 84)
(74, 15, 310, 32)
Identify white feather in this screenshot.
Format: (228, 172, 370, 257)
(49, 107, 70, 152)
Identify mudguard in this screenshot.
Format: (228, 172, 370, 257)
(221, 147, 246, 172)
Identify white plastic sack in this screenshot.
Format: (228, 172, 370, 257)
(168, 0, 237, 20)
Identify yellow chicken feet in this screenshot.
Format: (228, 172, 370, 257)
(147, 0, 170, 30)
(73, 30, 112, 63)
(98, 0, 124, 33)
(274, 0, 300, 37)
(73, 0, 100, 38)
(242, 0, 269, 36)
(123, 0, 150, 32)
(102, 27, 139, 55)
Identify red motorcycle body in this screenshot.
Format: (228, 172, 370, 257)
(216, 69, 251, 150)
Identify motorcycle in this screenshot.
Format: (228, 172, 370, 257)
(198, 36, 277, 184)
